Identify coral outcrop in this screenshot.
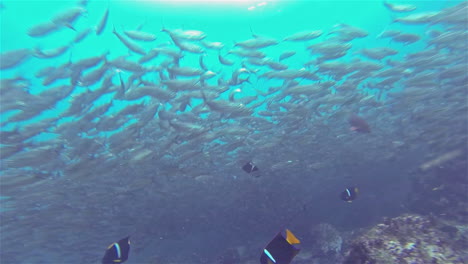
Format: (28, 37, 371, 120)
(343, 214, 467, 264)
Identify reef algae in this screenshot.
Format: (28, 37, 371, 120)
(343, 214, 467, 264)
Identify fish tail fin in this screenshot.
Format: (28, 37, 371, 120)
(67, 48, 74, 64)
(33, 45, 42, 57)
(382, 0, 389, 8)
(199, 78, 205, 86)
(377, 24, 388, 39)
(192, 79, 201, 89)
(161, 18, 167, 32)
(118, 72, 125, 93)
(136, 17, 147, 31)
(103, 50, 110, 62)
(200, 87, 208, 105)
(244, 75, 251, 85)
(65, 23, 77, 31)
(249, 24, 256, 37)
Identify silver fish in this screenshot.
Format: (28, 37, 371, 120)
(228, 49, 265, 58)
(163, 28, 207, 41)
(52, 6, 86, 28)
(34, 44, 71, 59)
(109, 57, 145, 72)
(283, 30, 322, 41)
(0, 49, 31, 70)
(95, 8, 109, 35)
(359, 47, 398, 60)
(392, 33, 421, 44)
(124, 30, 157, 41)
(383, 1, 417, 12)
(79, 64, 108, 86)
(28, 22, 60, 37)
(329, 24, 368, 41)
(112, 26, 146, 55)
(167, 66, 204, 77)
(264, 59, 288, 71)
(73, 27, 92, 43)
(201, 40, 225, 50)
(174, 41, 204, 54)
(219, 53, 235, 66)
(163, 79, 200, 91)
(235, 36, 278, 49)
(393, 12, 439, 24)
(279, 51, 296, 61)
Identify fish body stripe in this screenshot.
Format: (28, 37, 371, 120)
(114, 243, 121, 259)
(263, 249, 276, 263)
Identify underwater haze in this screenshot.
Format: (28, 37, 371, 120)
(1, 0, 467, 263)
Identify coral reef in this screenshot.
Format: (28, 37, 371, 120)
(342, 214, 467, 264)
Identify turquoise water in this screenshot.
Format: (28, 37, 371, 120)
(0, 0, 449, 78)
(0, 0, 448, 127)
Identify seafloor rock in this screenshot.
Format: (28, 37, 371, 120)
(291, 222, 346, 264)
(312, 223, 343, 256)
(342, 214, 467, 264)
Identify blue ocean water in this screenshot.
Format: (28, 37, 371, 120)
(0, 0, 467, 263)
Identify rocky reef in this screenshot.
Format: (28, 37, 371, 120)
(342, 214, 467, 264)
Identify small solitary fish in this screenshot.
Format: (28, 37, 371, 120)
(102, 236, 130, 264)
(341, 187, 359, 202)
(260, 229, 301, 264)
(348, 114, 371, 133)
(242, 161, 259, 173)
